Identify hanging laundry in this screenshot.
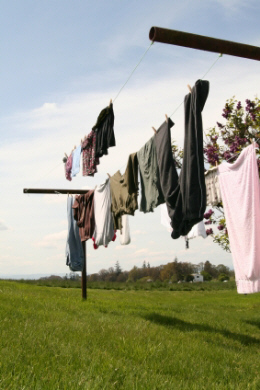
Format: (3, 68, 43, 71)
(65, 196, 84, 272)
(205, 167, 222, 206)
(160, 203, 207, 239)
(93, 103, 115, 159)
(82, 130, 100, 177)
(154, 117, 178, 220)
(186, 220, 207, 240)
(71, 145, 82, 177)
(110, 170, 138, 230)
(170, 79, 209, 239)
(137, 136, 165, 213)
(72, 190, 95, 242)
(65, 153, 73, 181)
(218, 143, 260, 294)
(124, 152, 139, 197)
(92, 179, 116, 249)
(120, 214, 131, 245)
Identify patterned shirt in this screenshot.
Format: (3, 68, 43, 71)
(81, 130, 99, 176)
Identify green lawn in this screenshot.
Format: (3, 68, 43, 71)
(1, 281, 260, 389)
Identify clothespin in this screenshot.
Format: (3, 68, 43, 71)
(187, 84, 192, 93)
(165, 114, 168, 123)
(152, 127, 157, 134)
(109, 99, 112, 106)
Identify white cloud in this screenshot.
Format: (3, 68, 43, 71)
(0, 220, 8, 231)
(35, 230, 67, 249)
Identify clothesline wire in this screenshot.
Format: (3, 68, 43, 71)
(112, 41, 154, 103)
(169, 53, 223, 119)
(31, 161, 63, 185)
(36, 49, 222, 183)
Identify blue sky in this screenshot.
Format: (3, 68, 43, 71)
(1, 0, 260, 277)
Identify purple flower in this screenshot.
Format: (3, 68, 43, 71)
(217, 225, 224, 231)
(206, 228, 213, 236)
(204, 209, 214, 220)
(237, 101, 242, 110)
(205, 220, 212, 225)
(217, 122, 224, 128)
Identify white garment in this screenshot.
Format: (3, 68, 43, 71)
(160, 204, 206, 239)
(205, 168, 222, 206)
(71, 145, 82, 177)
(120, 214, 131, 245)
(218, 144, 260, 294)
(92, 179, 115, 247)
(186, 221, 207, 239)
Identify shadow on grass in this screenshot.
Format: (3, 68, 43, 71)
(244, 320, 260, 330)
(143, 312, 260, 346)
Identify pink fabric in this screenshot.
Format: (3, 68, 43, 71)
(218, 144, 260, 294)
(65, 154, 73, 181)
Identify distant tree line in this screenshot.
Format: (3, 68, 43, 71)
(85, 259, 233, 283)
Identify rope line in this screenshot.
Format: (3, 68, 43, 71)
(112, 41, 154, 103)
(169, 53, 223, 119)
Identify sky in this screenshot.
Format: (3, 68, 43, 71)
(1, 0, 260, 278)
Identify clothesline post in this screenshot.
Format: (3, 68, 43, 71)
(23, 188, 90, 300)
(149, 26, 260, 61)
(81, 241, 87, 300)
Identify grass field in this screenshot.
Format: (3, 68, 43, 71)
(1, 281, 260, 389)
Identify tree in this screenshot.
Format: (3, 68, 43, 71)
(115, 261, 122, 276)
(201, 271, 212, 281)
(218, 273, 230, 282)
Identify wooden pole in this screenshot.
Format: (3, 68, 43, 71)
(81, 241, 87, 300)
(149, 26, 260, 61)
(23, 187, 89, 300)
(23, 188, 89, 194)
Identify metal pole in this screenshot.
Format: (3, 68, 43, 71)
(81, 241, 87, 300)
(149, 26, 260, 61)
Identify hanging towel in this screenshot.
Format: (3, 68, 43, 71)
(72, 190, 95, 242)
(120, 214, 131, 245)
(218, 144, 260, 294)
(137, 136, 165, 213)
(93, 103, 115, 159)
(170, 79, 209, 239)
(65, 196, 84, 272)
(154, 117, 178, 219)
(110, 170, 138, 230)
(205, 168, 222, 206)
(82, 130, 100, 176)
(92, 179, 116, 248)
(71, 145, 82, 177)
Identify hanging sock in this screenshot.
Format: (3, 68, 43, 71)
(120, 214, 131, 245)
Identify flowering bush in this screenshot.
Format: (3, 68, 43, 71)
(172, 97, 260, 252)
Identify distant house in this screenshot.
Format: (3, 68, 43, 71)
(191, 273, 204, 282)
